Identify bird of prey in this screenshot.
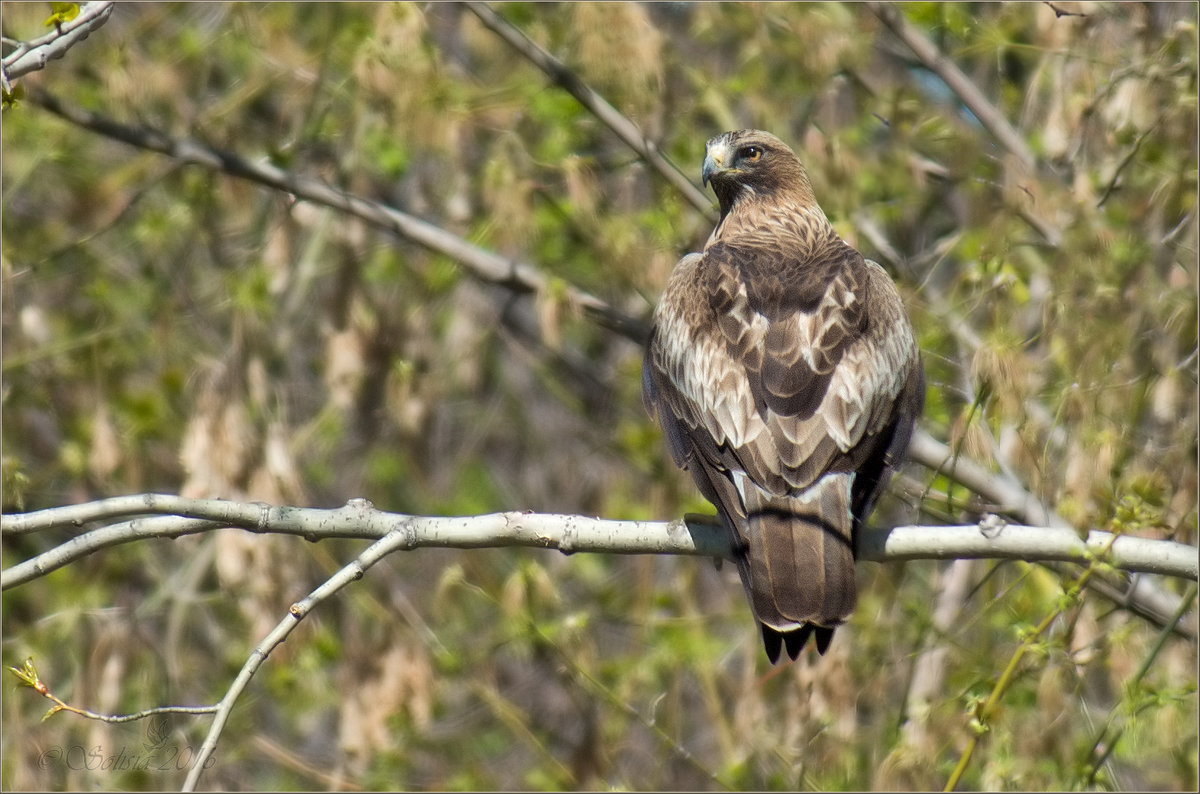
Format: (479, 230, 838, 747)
(643, 130, 924, 663)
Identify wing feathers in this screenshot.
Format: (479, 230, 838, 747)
(644, 130, 922, 663)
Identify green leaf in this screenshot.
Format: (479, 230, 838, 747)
(7, 657, 40, 688)
(2, 81, 25, 110)
(43, 2, 80, 27)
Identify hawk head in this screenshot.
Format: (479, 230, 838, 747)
(701, 129, 816, 218)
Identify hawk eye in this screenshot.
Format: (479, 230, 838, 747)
(740, 145, 763, 162)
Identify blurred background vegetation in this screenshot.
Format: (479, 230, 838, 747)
(2, 2, 1196, 790)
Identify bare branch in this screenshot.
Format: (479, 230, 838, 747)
(462, 1, 717, 222)
(907, 428, 1068, 527)
(1, 1, 114, 85)
(184, 526, 415, 790)
(905, 429, 1196, 636)
(1096, 115, 1163, 208)
(858, 519, 1196, 581)
(0, 498, 720, 589)
(8, 656, 218, 723)
(6, 495, 1192, 790)
(4, 497, 1195, 590)
(23, 87, 650, 344)
(1, 516, 226, 586)
(867, 2, 1038, 172)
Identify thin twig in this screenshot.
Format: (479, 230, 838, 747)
(1043, 2, 1088, 19)
(867, 2, 1038, 172)
(1096, 115, 1163, 208)
(944, 533, 1121, 790)
(1082, 582, 1198, 784)
(907, 429, 1067, 528)
(8, 657, 219, 722)
(181, 527, 415, 789)
(462, 1, 717, 223)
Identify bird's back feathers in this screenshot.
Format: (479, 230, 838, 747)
(644, 130, 923, 661)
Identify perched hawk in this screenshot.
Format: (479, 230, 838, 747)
(643, 130, 924, 663)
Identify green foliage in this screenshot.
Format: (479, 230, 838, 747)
(2, 2, 1196, 791)
(2, 81, 25, 110)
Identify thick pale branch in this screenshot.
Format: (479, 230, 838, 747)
(4, 497, 1195, 592)
(7, 498, 1194, 790)
(1, 1, 114, 85)
(904, 430, 1195, 636)
(3, 516, 226, 586)
(857, 520, 1196, 581)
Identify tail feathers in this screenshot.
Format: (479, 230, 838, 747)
(762, 623, 836, 664)
(737, 472, 856, 661)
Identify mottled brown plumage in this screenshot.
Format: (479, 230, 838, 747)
(643, 130, 924, 663)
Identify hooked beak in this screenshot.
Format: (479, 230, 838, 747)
(701, 139, 731, 187)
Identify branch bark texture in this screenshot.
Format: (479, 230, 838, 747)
(1, 1, 114, 88)
(3, 496, 1195, 591)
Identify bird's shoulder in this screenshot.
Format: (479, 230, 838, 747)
(646, 214, 918, 492)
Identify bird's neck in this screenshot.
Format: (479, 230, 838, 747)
(708, 193, 834, 252)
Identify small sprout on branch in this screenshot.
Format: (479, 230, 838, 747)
(43, 3, 81, 31)
(1, 81, 24, 110)
(8, 657, 69, 720)
(8, 656, 47, 693)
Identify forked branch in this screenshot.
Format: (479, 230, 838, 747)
(4, 495, 1196, 589)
